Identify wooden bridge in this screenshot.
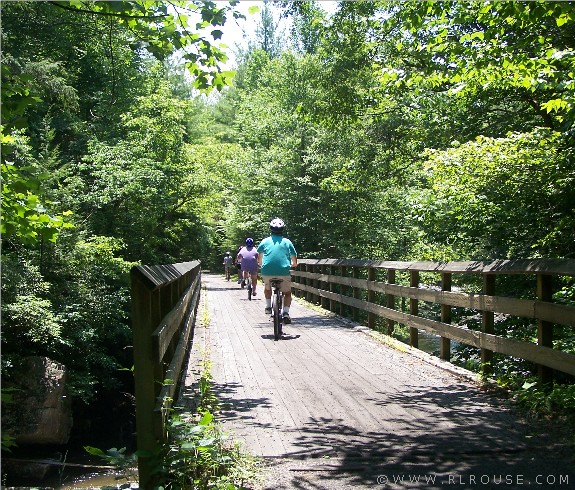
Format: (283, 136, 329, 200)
(130, 259, 575, 489)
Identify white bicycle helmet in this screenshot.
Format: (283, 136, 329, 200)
(269, 217, 285, 233)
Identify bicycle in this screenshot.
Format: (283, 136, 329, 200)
(225, 267, 231, 281)
(270, 279, 283, 341)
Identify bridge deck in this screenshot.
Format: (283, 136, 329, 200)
(180, 273, 573, 489)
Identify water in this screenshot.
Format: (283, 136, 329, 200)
(416, 330, 443, 354)
(4, 458, 137, 490)
(57, 473, 138, 489)
(38, 469, 138, 490)
(396, 329, 459, 355)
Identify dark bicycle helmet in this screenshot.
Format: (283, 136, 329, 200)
(245, 237, 254, 246)
(269, 217, 285, 233)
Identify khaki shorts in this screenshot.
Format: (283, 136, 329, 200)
(262, 275, 292, 293)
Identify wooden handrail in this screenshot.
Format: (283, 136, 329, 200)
(292, 258, 575, 381)
(131, 260, 201, 489)
(297, 258, 575, 276)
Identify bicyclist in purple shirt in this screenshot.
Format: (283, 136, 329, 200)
(237, 238, 259, 296)
(257, 218, 297, 323)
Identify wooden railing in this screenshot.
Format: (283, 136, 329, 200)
(291, 258, 575, 381)
(130, 260, 202, 488)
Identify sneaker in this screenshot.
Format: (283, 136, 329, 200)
(282, 312, 291, 324)
(265, 307, 272, 315)
(241, 280, 245, 288)
(252, 290, 257, 297)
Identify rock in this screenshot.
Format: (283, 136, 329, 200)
(2, 356, 73, 445)
(1, 458, 53, 482)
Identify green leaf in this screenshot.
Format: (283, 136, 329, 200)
(198, 411, 213, 425)
(84, 446, 105, 456)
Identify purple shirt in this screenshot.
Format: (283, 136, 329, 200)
(238, 246, 259, 273)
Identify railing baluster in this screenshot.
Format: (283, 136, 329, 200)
(368, 267, 376, 330)
(410, 270, 419, 348)
(537, 274, 554, 384)
(386, 268, 396, 335)
(329, 264, 335, 312)
(440, 272, 452, 361)
(353, 266, 360, 322)
(481, 274, 495, 375)
(340, 266, 346, 317)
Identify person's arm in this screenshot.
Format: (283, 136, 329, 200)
(291, 255, 297, 268)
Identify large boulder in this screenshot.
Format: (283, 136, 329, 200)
(2, 356, 73, 445)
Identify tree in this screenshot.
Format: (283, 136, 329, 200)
(254, 0, 285, 59)
(281, 0, 326, 55)
(0, 0, 242, 247)
(414, 129, 575, 259)
(377, 1, 575, 134)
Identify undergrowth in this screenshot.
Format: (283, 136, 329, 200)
(87, 287, 260, 489)
(150, 288, 260, 489)
(155, 374, 259, 489)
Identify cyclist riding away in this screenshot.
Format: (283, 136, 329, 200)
(235, 245, 242, 283)
(223, 251, 233, 280)
(237, 238, 259, 296)
(257, 218, 297, 324)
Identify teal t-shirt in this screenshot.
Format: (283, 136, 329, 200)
(257, 234, 297, 276)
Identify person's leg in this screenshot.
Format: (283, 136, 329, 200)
(262, 276, 272, 313)
(280, 279, 293, 322)
(251, 272, 258, 294)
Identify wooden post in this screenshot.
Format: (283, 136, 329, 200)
(481, 274, 495, 375)
(316, 264, 322, 305)
(537, 274, 554, 385)
(410, 271, 419, 348)
(440, 272, 451, 361)
(329, 265, 335, 312)
(305, 264, 312, 303)
(368, 267, 376, 330)
(319, 265, 330, 310)
(340, 266, 346, 317)
(353, 267, 360, 322)
(386, 269, 396, 335)
(309, 264, 316, 304)
(295, 264, 302, 299)
(131, 272, 158, 490)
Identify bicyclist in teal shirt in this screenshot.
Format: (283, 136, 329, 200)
(257, 218, 297, 323)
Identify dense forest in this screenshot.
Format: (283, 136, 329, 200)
(2, 0, 574, 454)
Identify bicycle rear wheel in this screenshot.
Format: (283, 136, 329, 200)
(278, 292, 283, 338)
(273, 289, 281, 341)
(247, 277, 252, 300)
